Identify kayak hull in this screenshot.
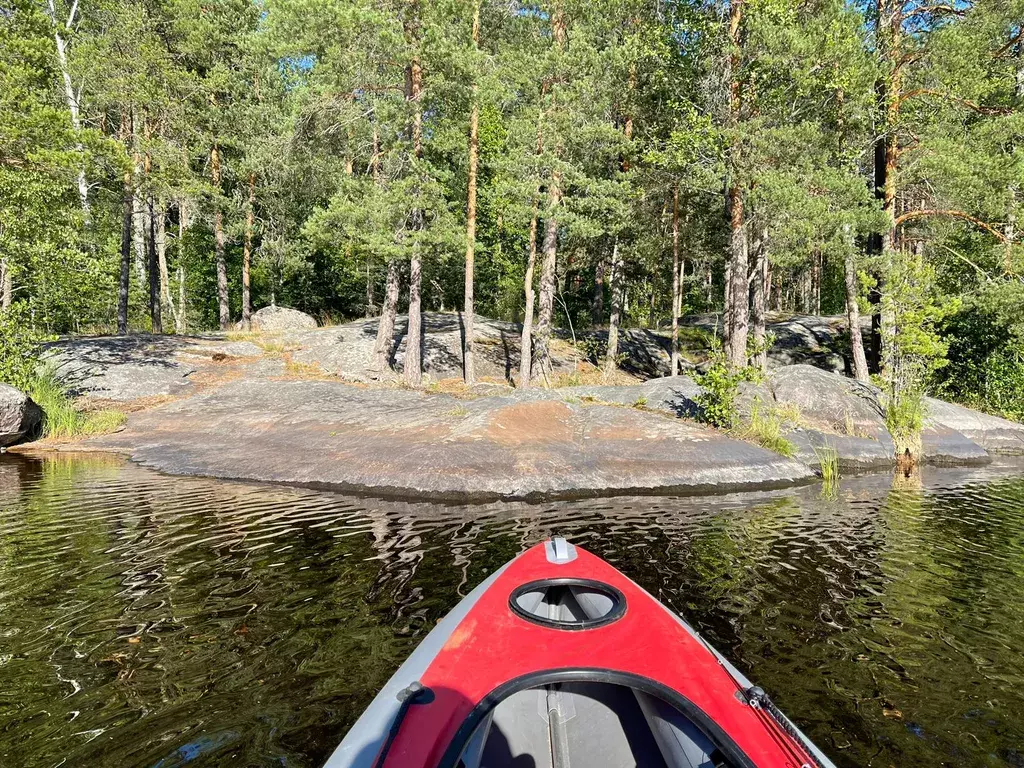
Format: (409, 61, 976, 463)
(324, 539, 835, 768)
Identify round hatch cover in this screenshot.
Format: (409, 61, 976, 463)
(509, 578, 626, 630)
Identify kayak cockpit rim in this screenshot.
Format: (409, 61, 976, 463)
(437, 667, 759, 768)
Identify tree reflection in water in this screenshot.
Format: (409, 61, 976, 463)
(1, 452, 1023, 767)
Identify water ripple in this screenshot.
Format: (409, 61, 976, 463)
(2, 454, 1024, 766)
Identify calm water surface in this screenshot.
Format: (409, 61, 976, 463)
(3, 453, 1024, 767)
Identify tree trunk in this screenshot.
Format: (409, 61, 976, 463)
(243, 172, 255, 329)
(367, 127, 382, 318)
(118, 164, 133, 335)
(519, 203, 540, 387)
(147, 192, 162, 334)
(874, 0, 902, 381)
(1010, 51, 1023, 274)
(724, 0, 748, 369)
(132, 194, 145, 283)
(177, 265, 187, 334)
(722, 255, 732, 350)
(844, 242, 870, 382)
(671, 185, 680, 376)
(592, 257, 605, 327)
(403, 4, 424, 386)
(373, 261, 400, 375)
(404, 242, 423, 385)
(605, 238, 623, 373)
(462, 0, 481, 385)
(211, 143, 229, 330)
(726, 198, 749, 368)
(533, 177, 561, 385)
(156, 203, 177, 332)
(46, 0, 89, 219)
(529, 2, 566, 386)
(1, 260, 11, 311)
(750, 226, 767, 371)
(813, 249, 822, 315)
(175, 199, 190, 333)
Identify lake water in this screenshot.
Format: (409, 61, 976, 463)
(3, 452, 1024, 767)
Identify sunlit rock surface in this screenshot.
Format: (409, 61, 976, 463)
(86, 379, 814, 500)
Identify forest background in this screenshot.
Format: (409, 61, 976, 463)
(2, 0, 1023, 441)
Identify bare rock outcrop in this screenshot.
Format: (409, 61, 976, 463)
(87, 379, 815, 501)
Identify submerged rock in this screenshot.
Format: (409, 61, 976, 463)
(249, 305, 318, 332)
(0, 384, 43, 447)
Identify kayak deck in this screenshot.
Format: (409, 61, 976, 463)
(324, 538, 833, 768)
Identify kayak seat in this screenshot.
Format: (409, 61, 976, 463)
(457, 681, 732, 768)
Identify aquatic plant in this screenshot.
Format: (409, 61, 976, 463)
(814, 445, 841, 496)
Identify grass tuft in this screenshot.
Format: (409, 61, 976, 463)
(737, 398, 797, 457)
(29, 368, 126, 440)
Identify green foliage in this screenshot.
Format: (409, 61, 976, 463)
(695, 343, 760, 429)
(0, 0, 1018, 431)
(885, 393, 926, 458)
(880, 252, 960, 453)
(936, 283, 1024, 422)
(0, 305, 48, 391)
(977, 351, 1024, 423)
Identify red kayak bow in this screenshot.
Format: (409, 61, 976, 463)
(324, 538, 834, 768)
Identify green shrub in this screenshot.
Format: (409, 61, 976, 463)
(980, 350, 1024, 422)
(936, 285, 1024, 422)
(884, 391, 925, 457)
(576, 335, 606, 365)
(0, 304, 48, 392)
(694, 345, 759, 428)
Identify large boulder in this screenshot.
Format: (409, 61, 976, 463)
(0, 384, 43, 447)
(920, 423, 991, 465)
(767, 365, 894, 469)
(249, 305, 317, 332)
(766, 365, 993, 467)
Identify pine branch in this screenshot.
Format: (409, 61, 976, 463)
(903, 4, 967, 21)
(993, 26, 1024, 59)
(895, 208, 1007, 241)
(896, 88, 1012, 115)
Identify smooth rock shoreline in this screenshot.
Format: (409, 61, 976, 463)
(80, 380, 816, 501)
(28, 316, 1024, 500)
